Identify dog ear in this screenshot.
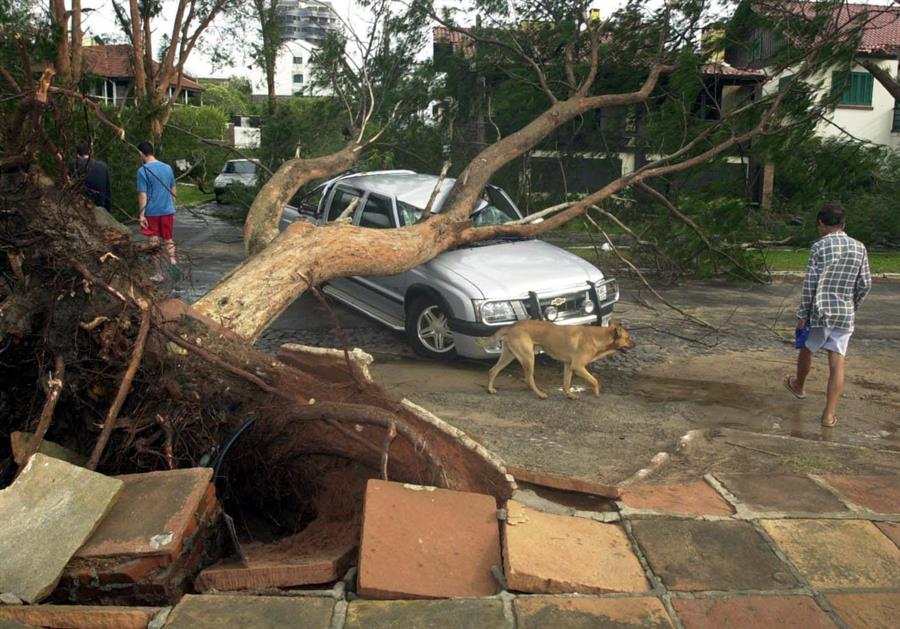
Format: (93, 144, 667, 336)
(614, 325, 622, 338)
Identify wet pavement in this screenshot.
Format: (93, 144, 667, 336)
(153, 202, 900, 488)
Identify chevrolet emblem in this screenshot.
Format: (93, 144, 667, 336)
(549, 297, 566, 307)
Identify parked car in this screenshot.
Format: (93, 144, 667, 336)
(213, 159, 260, 203)
(285, 170, 619, 359)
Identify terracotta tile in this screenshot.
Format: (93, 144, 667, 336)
(507, 466, 621, 499)
(345, 599, 509, 629)
(762, 519, 900, 589)
(57, 475, 222, 606)
(0, 605, 162, 629)
(0, 454, 123, 603)
(76, 468, 214, 560)
(620, 481, 733, 516)
(717, 475, 847, 513)
(631, 520, 798, 592)
(164, 594, 334, 628)
(504, 501, 649, 594)
(876, 522, 900, 548)
(515, 597, 673, 628)
(673, 596, 835, 629)
(357, 480, 501, 599)
(827, 593, 900, 629)
(822, 475, 900, 514)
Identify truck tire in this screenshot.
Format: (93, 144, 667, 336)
(405, 296, 457, 359)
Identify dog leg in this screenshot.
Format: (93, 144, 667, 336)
(563, 363, 577, 400)
(487, 345, 516, 394)
(574, 364, 601, 397)
(522, 353, 548, 399)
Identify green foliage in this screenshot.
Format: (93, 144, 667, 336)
(615, 194, 768, 279)
(258, 97, 348, 168)
(770, 138, 900, 247)
(201, 78, 253, 117)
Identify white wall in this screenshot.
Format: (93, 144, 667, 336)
(823, 59, 899, 150)
(249, 40, 330, 98)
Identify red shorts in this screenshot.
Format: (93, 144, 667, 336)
(141, 214, 174, 240)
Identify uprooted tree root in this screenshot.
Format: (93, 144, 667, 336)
(0, 175, 512, 538)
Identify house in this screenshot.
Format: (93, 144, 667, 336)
(80, 44, 205, 105)
(726, 1, 900, 150)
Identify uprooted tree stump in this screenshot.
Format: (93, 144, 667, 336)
(0, 175, 513, 539)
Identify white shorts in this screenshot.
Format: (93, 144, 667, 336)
(805, 326, 852, 356)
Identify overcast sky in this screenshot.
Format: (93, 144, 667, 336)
(76, 0, 894, 79)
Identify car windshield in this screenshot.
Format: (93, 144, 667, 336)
(471, 203, 518, 226)
(224, 161, 256, 174)
(397, 193, 522, 228)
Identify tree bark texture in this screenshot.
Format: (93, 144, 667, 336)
(243, 141, 364, 256)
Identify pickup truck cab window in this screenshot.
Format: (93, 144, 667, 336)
(358, 194, 396, 229)
(327, 187, 361, 222)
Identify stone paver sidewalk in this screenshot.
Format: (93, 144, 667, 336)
(4, 472, 897, 628)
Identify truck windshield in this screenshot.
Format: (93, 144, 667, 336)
(223, 161, 256, 174)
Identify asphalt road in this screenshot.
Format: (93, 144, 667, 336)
(160, 202, 900, 487)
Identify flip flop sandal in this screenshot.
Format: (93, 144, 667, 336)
(783, 375, 806, 399)
(821, 416, 838, 427)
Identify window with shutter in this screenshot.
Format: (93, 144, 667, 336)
(832, 71, 874, 107)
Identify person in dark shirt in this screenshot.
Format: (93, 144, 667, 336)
(69, 144, 112, 210)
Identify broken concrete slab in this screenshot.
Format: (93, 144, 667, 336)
(630, 520, 799, 592)
(827, 593, 900, 629)
(876, 522, 900, 549)
(620, 481, 733, 516)
(10, 432, 87, 468)
(344, 599, 509, 629)
(672, 596, 835, 629)
(57, 469, 221, 605)
(507, 466, 621, 499)
(503, 501, 649, 594)
(0, 605, 164, 629)
(821, 475, 900, 514)
(357, 479, 501, 599)
(0, 454, 123, 603)
(762, 519, 900, 589)
(196, 519, 356, 591)
(164, 594, 334, 628)
(716, 474, 848, 513)
(514, 597, 673, 628)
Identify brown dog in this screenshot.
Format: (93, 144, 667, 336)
(486, 320, 634, 399)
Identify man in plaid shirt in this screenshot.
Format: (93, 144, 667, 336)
(784, 203, 871, 427)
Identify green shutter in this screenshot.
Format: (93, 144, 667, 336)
(833, 71, 874, 106)
(778, 74, 795, 91)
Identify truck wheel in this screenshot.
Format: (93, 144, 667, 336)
(406, 296, 457, 359)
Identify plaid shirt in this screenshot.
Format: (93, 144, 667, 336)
(797, 231, 872, 330)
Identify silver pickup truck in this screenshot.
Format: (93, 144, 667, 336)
(284, 170, 619, 359)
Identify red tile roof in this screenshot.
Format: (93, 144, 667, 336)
(769, 2, 900, 55)
(82, 45, 204, 91)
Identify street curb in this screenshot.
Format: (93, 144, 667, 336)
(769, 271, 900, 281)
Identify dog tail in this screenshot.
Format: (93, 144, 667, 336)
(487, 325, 514, 343)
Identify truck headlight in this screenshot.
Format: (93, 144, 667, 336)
(583, 292, 595, 314)
(595, 283, 607, 301)
(481, 301, 516, 324)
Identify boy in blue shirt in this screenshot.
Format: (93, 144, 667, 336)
(136, 141, 177, 282)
